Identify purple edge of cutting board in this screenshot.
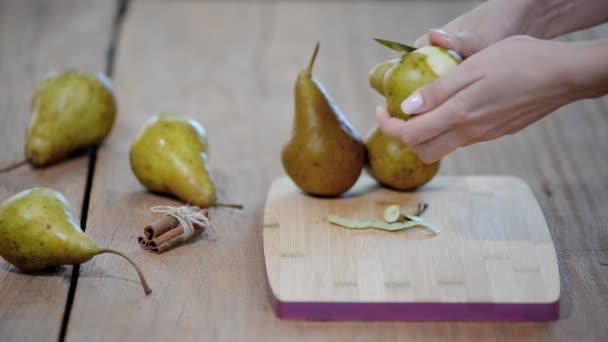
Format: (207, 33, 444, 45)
(263, 177, 560, 322)
(264, 261, 560, 322)
(268, 293, 559, 322)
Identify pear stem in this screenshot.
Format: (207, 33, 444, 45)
(0, 159, 28, 173)
(97, 248, 152, 295)
(413, 202, 428, 216)
(305, 42, 320, 75)
(211, 202, 244, 209)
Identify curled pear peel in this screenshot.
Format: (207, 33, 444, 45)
(130, 113, 242, 209)
(328, 203, 440, 234)
(327, 215, 426, 232)
(0, 188, 151, 295)
(0, 71, 116, 173)
(369, 59, 399, 96)
(383, 205, 401, 223)
(281, 43, 366, 196)
(370, 39, 461, 120)
(328, 204, 439, 234)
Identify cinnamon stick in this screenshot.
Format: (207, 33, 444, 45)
(138, 209, 209, 254)
(148, 224, 203, 248)
(138, 236, 149, 248)
(150, 238, 187, 254)
(144, 216, 179, 240)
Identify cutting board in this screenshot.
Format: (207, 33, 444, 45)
(262, 175, 560, 321)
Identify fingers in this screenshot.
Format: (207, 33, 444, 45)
(427, 30, 485, 58)
(401, 66, 480, 115)
(414, 35, 429, 48)
(377, 104, 452, 147)
(412, 130, 467, 163)
(376, 106, 409, 138)
(416, 29, 486, 58)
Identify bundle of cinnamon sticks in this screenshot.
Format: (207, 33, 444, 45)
(138, 209, 209, 254)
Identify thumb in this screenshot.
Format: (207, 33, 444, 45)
(414, 35, 429, 48)
(427, 29, 485, 58)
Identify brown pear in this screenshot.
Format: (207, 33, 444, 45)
(281, 43, 366, 197)
(365, 127, 439, 191)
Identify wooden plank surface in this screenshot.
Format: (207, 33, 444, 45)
(264, 175, 559, 308)
(61, 1, 607, 341)
(0, 1, 116, 341)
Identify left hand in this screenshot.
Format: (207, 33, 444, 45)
(377, 35, 581, 163)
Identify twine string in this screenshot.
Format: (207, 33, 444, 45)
(149, 205, 212, 242)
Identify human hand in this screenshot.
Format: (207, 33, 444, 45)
(376, 36, 582, 163)
(414, 0, 535, 57)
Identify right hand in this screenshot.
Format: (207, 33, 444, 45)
(414, 0, 535, 57)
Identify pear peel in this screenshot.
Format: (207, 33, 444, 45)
(383, 205, 401, 223)
(327, 203, 440, 234)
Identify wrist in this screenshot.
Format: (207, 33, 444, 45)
(559, 40, 608, 101)
(521, 0, 571, 39)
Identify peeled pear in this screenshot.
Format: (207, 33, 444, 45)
(0, 188, 151, 295)
(130, 113, 240, 208)
(365, 127, 439, 191)
(25, 71, 116, 167)
(282, 43, 366, 196)
(370, 39, 461, 120)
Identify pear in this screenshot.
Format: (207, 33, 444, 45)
(281, 43, 366, 196)
(370, 39, 461, 120)
(130, 113, 241, 208)
(365, 127, 439, 191)
(0, 188, 151, 295)
(369, 59, 399, 96)
(4, 71, 116, 171)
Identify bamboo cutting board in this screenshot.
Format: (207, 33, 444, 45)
(262, 175, 560, 321)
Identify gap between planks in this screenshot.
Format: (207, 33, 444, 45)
(57, 1, 130, 341)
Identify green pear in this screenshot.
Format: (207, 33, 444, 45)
(369, 58, 399, 96)
(282, 43, 366, 196)
(370, 39, 461, 120)
(0, 188, 151, 295)
(130, 113, 241, 208)
(25, 70, 117, 166)
(365, 127, 439, 191)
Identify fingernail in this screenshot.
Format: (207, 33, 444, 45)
(401, 92, 424, 114)
(414, 37, 426, 48)
(375, 105, 384, 118)
(430, 29, 453, 44)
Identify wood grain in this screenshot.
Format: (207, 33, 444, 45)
(264, 175, 559, 306)
(64, 1, 607, 341)
(0, 1, 116, 341)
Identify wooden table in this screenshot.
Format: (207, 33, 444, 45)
(0, 1, 606, 341)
